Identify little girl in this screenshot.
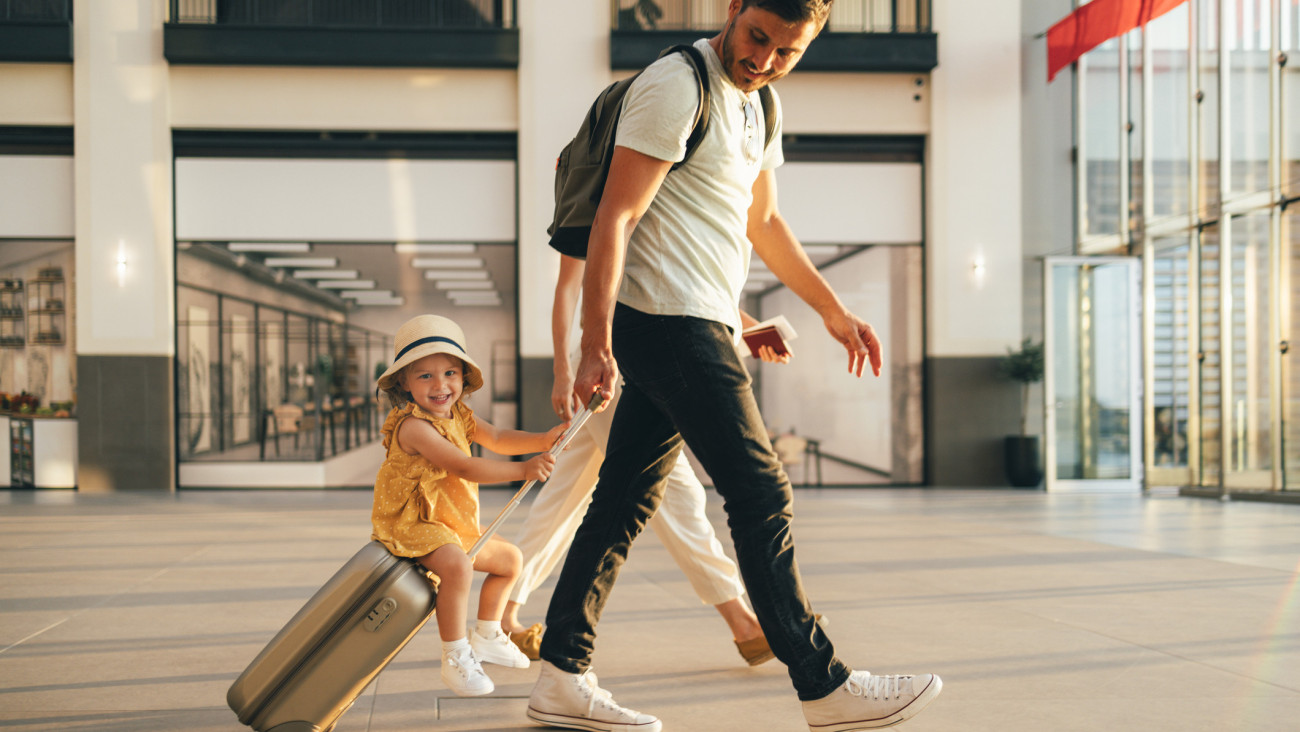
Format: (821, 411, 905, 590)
(372, 314, 567, 697)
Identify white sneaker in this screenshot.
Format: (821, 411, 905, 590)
(802, 670, 942, 731)
(471, 628, 532, 668)
(441, 645, 494, 697)
(526, 660, 661, 732)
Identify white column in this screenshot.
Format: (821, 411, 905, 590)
(928, 0, 1023, 355)
(515, 0, 612, 358)
(73, 0, 174, 357)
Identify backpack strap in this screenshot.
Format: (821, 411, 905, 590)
(658, 44, 711, 171)
(758, 85, 777, 150)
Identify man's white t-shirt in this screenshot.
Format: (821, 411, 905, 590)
(613, 38, 784, 336)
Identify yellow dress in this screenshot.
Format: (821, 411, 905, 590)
(371, 401, 481, 557)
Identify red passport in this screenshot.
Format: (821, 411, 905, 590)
(741, 315, 797, 358)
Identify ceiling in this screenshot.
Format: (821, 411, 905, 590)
(194, 241, 516, 311)
(189, 240, 861, 310)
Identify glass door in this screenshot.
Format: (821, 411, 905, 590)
(1147, 238, 1196, 487)
(1286, 205, 1300, 491)
(1223, 212, 1276, 489)
(1044, 257, 1143, 492)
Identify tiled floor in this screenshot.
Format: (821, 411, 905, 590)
(1, 487, 1297, 731)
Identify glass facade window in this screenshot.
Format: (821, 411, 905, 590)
(1075, 0, 1297, 494)
(1285, 0, 1300, 197)
(1226, 0, 1271, 199)
(1286, 206, 1300, 489)
(1152, 240, 1193, 469)
(1198, 224, 1223, 485)
(1199, 0, 1222, 214)
(1226, 212, 1274, 475)
(1149, 3, 1191, 221)
(1129, 28, 1145, 234)
(1082, 38, 1125, 240)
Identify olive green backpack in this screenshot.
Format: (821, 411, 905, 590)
(546, 44, 776, 258)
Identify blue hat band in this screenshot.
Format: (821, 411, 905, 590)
(394, 336, 465, 363)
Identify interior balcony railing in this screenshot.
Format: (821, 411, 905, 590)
(611, 0, 935, 72)
(0, 0, 72, 62)
(164, 0, 518, 68)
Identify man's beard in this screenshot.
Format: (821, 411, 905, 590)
(719, 19, 781, 92)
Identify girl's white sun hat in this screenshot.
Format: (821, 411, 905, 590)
(376, 314, 484, 395)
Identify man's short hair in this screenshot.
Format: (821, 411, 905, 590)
(741, 0, 833, 27)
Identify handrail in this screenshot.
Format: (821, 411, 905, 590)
(610, 0, 930, 33)
(168, 0, 515, 30)
(0, 0, 70, 22)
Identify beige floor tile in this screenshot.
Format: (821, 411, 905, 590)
(2, 487, 1297, 731)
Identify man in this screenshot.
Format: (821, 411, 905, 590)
(501, 254, 771, 665)
(526, 2, 943, 730)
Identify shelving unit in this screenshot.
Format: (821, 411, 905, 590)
(0, 279, 24, 348)
(29, 266, 65, 346)
(10, 417, 33, 486)
(6, 416, 77, 488)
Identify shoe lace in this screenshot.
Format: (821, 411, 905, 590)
(577, 669, 620, 715)
(845, 673, 910, 701)
(449, 649, 485, 678)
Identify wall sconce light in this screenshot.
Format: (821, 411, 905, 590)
(115, 243, 128, 287)
(970, 255, 987, 286)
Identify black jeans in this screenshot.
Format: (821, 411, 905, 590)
(539, 304, 850, 701)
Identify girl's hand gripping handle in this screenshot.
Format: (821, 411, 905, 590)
(466, 390, 607, 560)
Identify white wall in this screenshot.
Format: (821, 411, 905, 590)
(73, 0, 175, 356)
(776, 162, 923, 243)
(175, 158, 516, 242)
(777, 72, 931, 134)
(516, 0, 611, 358)
(0, 64, 73, 126)
(170, 66, 517, 131)
(0, 156, 74, 239)
(928, 0, 1024, 356)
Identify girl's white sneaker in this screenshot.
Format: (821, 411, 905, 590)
(471, 628, 532, 668)
(441, 645, 494, 697)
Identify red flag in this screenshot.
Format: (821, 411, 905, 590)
(1046, 0, 1189, 82)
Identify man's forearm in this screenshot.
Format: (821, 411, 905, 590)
(580, 221, 629, 355)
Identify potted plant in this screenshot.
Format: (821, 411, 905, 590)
(999, 337, 1044, 488)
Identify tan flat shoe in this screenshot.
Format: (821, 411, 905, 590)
(735, 635, 775, 666)
(508, 622, 543, 661)
(734, 613, 826, 667)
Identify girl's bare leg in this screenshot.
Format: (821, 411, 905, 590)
(419, 544, 473, 642)
(471, 536, 522, 623)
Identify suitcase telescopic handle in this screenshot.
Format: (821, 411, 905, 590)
(467, 390, 607, 560)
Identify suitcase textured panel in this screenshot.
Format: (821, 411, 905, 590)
(228, 541, 437, 732)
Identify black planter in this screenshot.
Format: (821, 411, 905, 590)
(1003, 435, 1043, 488)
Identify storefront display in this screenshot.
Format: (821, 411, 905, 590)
(0, 246, 77, 488)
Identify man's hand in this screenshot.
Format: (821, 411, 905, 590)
(574, 346, 619, 412)
(823, 311, 883, 377)
(552, 369, 579, 420)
